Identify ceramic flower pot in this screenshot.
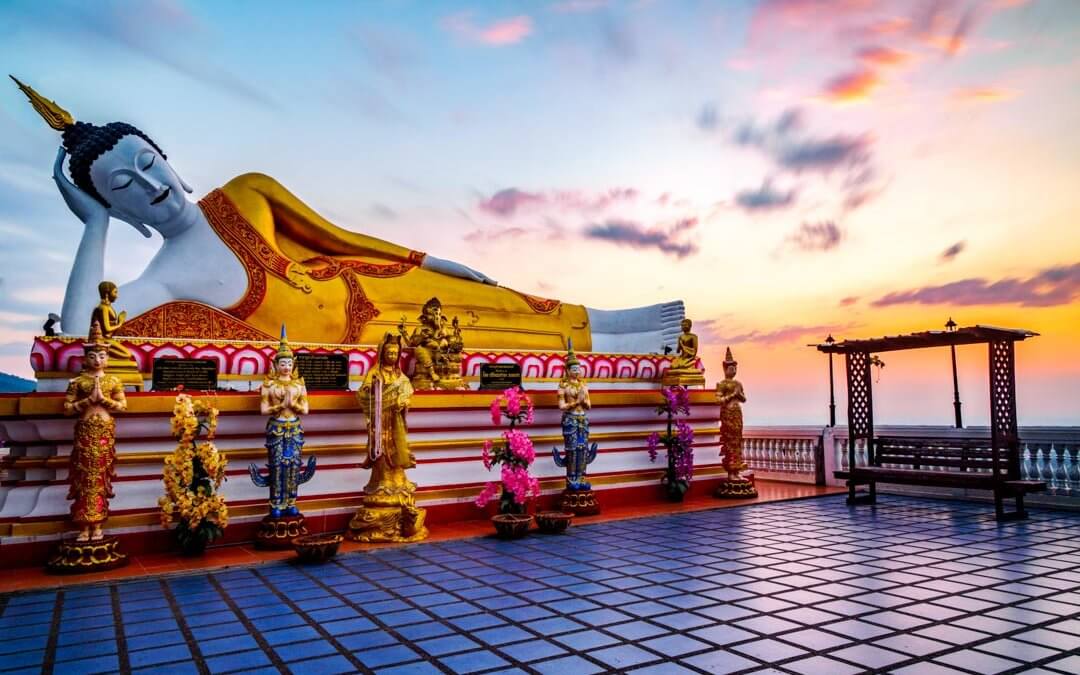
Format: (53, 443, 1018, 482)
(535, 511, 573, 534)
(491, 514, 532, 539)
(294, 533, 343, 563)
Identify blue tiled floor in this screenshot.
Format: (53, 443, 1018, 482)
(2, 494, 1080, 674)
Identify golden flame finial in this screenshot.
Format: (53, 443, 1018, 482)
(84, 320, 108, 351)
(9, 75, 74, 131)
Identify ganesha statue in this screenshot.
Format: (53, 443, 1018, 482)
(13, 76, 684, 353)
(398, 297, 467, 391)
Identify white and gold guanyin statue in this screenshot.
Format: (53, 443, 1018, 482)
(12, 77, 684, 352)
(348, 333, 428, 543)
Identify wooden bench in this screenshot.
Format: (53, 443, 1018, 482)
(835, 436, 1046, 521)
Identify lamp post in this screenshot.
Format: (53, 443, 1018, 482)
(825, 334, 836, 427)
(946, 318, 962, 428)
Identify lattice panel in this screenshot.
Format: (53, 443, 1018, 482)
(845, 351, 874, 440)
(989, 341, 1018, 442)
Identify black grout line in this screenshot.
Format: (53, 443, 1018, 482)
(40, 589, 64, 675)
(159, 576, 213, 675)
(109, 585, 131, 674)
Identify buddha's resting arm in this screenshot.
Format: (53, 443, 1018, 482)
(223, 174, 420, 263)
(222, 173, 496, 283)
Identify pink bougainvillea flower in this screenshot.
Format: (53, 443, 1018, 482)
(490, 396, 503, 425)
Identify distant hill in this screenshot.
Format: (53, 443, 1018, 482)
(0, 372, 35, 393)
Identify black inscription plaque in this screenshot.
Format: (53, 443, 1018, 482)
(152, 358, 218, 391)
(296, 353, 349, 390)
(479, 363, 522, 390)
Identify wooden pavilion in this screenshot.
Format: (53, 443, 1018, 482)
(815, 325, 1046, 521)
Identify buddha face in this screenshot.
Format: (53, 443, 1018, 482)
(382, 344, 401, 368)
(89, 135, 189, 233)
(568, 364, 581, 380)
(681, 319, 692, 333)
(724, 363, 737, 378)
(84, 348, 108, 372)
(275, 356, 294, 379)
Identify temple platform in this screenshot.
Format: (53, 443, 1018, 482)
(0, 388, 720, 567)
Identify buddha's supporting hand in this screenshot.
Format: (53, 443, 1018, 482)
(421, 255, 497, 285)
(54, 148, 108, 230)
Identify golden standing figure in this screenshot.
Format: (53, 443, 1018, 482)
(662, 318, 706, 387)
(89, 281, 144, 390)
(348, 333, 429, 543)
(49, 321, 129, 572)
(715, 347, 757, 498)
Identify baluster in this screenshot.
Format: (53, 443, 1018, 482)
(781, 439, 792, 473)
(838, 438, 848, 471)
(1034, 446, 1046, 483)
(744, 439, 756, 472)
(1022, 444, 1035, 481)
(1047, 445, 1060, 494)
(1065, 445, 1079, 494)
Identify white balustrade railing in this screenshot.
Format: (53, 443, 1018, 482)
(742, 427, 823, 484)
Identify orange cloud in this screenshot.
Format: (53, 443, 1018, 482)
(952, 87, 1017, 103)
(867, 16, 911, 35)
(822, 69, 880, 102)
(857, 46, 912, 67)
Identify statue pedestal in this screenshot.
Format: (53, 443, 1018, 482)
(714, 473, 758, 499)
(559, 489, 601, 516)
(46, 535, 128, 574)
(662, 369, 706, 387)
(255, 514, 308, 549)
(348, 497, 428, 543)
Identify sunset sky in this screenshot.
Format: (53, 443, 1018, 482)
(0, 0, 1077, 425)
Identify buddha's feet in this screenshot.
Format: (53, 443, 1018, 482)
(585, 300, 685, 354)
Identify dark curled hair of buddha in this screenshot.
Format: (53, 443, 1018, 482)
(61, 121, 167, 208)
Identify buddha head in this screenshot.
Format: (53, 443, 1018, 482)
(98, 280, 118, 304)
(681, 318, 693, 334)
(12, 77, 193, 236)
(723, 347, 737, 379)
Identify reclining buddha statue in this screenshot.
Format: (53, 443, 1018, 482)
(13, 77, 684, 353)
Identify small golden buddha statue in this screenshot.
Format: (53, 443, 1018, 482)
(88, 281, 144, 390)
(662, 318, 706, 387)
(63, 321, 128, 542)
(348, 333, 428, 543)
(715, 347, 756, 498)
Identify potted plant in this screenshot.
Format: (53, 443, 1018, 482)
(159, 393, 229, 555)
(476, 387, 540, 538)
(646, 385, 695, 501)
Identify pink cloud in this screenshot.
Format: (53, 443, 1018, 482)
(464, 226, 531, 243)
(478, 189, 546, 217)
(477, 187, 639, 218)
(441, 13, 534, 46)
